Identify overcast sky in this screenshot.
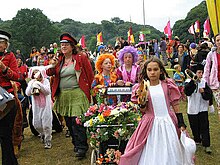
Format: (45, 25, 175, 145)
(1, 0, 204, 31)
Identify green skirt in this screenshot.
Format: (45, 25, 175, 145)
(54, 88, 89, 117)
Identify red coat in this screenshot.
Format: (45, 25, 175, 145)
(18, 65, 28, 80)
(47, 52, 94, 102)
(0, 52, 19, 93)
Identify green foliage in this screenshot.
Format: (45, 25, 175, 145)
(0, 1, 209, 59)
(7, 8, 61, 59)
(0, 8, 162, 56)
(173, 1, 210, 43)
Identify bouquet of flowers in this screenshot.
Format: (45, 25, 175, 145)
(90, 85, 107, 105)
(76, 102, 141, 149)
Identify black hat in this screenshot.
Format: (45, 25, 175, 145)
(195, 63, 204, 72)
(60, 33, 77, 45)
(0, 30, 11, 41)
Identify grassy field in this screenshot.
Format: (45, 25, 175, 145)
(0, 101, 219, 165)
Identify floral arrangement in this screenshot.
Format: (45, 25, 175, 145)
(76, 102, 141, 149)
(97, 149, 121, 165)
(90, 85, 107, 104)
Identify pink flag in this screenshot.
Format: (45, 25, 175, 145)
(79, 35, 86, 48)
(194, 20, 200, 33)
(203, 18, 211, 37)
(188, 24, 195, 35)
(164, 21, 172, 39)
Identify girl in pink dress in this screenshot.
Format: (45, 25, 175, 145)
(119, 57, 187, 165)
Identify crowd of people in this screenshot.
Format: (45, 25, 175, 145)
(1, 28, 220, 164)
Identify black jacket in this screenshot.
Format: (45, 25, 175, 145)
(184, 79, 212, 101)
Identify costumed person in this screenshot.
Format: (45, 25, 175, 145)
(116, 46, 140, 102)
(184, 63, 212, 154)
(203, 33, 220, 120)
(0, 30, 19, 164)
(119, 57, 191, 165)
(25, 66, 53, 149)
(91, 54, 117, 105)
(47, 32, 94, 159)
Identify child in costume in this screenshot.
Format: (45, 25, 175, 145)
(25, 66, 53, 149)
(116, 46, 140, 102)
(92, 54, 117, 105)
(184, 63, 212, 154)
(119, 57, 192, 165)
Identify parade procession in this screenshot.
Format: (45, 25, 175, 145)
(0, 0, 220, 165)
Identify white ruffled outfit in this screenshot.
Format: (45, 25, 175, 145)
(138, 84, 184, 165)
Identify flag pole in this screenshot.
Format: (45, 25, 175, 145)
(214, 0, 220, 34)
(143, 0, 147, 59)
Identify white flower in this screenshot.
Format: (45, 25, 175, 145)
(120, 108, 128, 113)
(110, 108, 120, 116)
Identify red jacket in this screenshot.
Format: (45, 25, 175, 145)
(47, 52, 94, 102)
(18, 65, 28, 80)
(0, 52, 19, 93)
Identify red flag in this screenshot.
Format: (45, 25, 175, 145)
(203, 18, 211, 37)
(127, 27, 135, 44)
(188, 24, 195, 35)
(79, 35, 86, 48)
(194, 20, 200, 33)
(164, 21, 172, 39)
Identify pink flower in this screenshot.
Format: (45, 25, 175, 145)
(84, 111, 93, 117)
(75, 117, 82, 125)
(89, 104, 98, 113)
(98, 103, 105, 113)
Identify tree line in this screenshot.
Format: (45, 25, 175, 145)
(0, 1, 208, 60)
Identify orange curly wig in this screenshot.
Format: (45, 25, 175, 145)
(95, 54, 115, 73)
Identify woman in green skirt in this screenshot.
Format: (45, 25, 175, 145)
(47, 32, 94, 159)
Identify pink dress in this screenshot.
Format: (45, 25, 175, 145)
(119, 79, 183, 165)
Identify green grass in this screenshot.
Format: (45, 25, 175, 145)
(0, 102, 219, 165)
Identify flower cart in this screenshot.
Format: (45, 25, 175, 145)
(77, 86, 141, 165)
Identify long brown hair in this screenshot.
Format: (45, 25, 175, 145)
(139, 57, 169, 81)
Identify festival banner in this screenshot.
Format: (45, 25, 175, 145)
(164, 20, 172, 39)
(206, 0, 220, 35)
(127, 27, 135, 44)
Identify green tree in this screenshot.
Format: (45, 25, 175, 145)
(111, 17, 124, 25)
(10, 8, 61, 59)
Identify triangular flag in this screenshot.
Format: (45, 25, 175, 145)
(188, 24, 195, 35)
(127, 27, 135, 44)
